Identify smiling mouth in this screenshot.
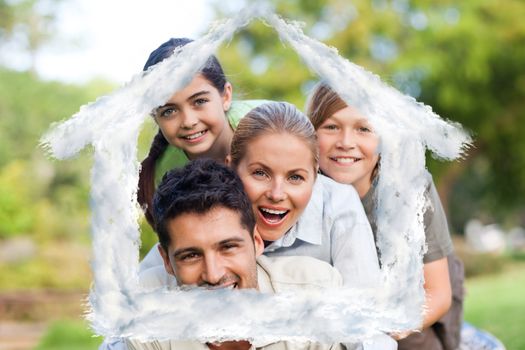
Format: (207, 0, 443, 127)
(330, 156, 361, 164)
(258, 207, 289, 225)
(180, 129, 208, 141)
(204, 282, 238, 290)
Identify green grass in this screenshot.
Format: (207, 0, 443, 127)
(464, 261, 525, 350)
(34, 320, 102, 350)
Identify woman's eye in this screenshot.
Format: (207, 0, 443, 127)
(289, 174, 305, 183)
(252, 169, 267, 178)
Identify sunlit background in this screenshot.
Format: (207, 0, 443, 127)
(1, 0, 524, 349)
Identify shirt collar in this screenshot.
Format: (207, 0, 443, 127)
(263, 177, 324, 251)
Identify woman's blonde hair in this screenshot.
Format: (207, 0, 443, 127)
(230, 101, 318, 171)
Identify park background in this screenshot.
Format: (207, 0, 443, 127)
(1, 0, 524, 349)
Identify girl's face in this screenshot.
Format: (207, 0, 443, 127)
(153, 74, 233, 159)
(235, 133, 316, 242)
(316, 106, 379, 197)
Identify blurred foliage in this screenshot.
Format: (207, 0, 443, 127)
(0, 0, 63, 70)
(0, 67, 114, 242)
(211, 0, 525, 232)
(35, 319, 102, 350)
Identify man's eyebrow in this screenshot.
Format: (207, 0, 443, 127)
(172, 247, 202, 258)
(212, 237, 246, 248)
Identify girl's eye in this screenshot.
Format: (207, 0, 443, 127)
(158, 107, 177, 118)
(194, 98, 209, 107)
(289, 174, 305, 183)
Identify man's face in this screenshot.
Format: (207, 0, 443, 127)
(159, 206, 263, 290)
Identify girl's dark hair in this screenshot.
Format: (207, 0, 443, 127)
(137, 38, 228, 227)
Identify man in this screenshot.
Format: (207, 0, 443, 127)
(127, 158, 345, 350)
(103, 159, 395, 350)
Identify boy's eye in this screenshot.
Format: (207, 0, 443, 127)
(322, 124, 339, 131)
(358, 126, 372, 133)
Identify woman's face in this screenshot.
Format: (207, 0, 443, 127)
(235, 132, 316, 242)
(316, 106, 379, 197)
(153, 74, 233, 159)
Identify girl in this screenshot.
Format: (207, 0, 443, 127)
(306, 82, 463, 350)
(138, 38, 265, 271)
(228, 101, 381, 289)
(138, 38, 265, 227)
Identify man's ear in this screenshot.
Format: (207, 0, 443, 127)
(222, 82, 233, 111)
(158, 243, 175, 276)
(225, 154, 232, 166)
(253, 226, 264, 257)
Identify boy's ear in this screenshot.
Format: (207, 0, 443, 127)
(158, 243, 175, 276)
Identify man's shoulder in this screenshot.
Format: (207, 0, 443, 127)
(257, 255, 343, 291)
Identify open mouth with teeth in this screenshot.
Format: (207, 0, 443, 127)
(330, 156, 361, 164)
(180, 129, 208, 142)
(258, 207, 289, 225)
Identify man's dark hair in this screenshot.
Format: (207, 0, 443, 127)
(153, 159, 256, 251)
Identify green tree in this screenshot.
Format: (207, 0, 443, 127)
(0, 0, 62, 71)
(210, 0, 525, 231)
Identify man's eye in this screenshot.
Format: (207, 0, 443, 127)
(358, 126, 372, 133)
(221, 243, 238, 251)
(179, 252, 200, 261)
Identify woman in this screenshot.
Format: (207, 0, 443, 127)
(306, 82, 463, 350)
(228, 101, 381, 288)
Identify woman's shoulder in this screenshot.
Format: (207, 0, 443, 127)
(314, 175, 363, 217)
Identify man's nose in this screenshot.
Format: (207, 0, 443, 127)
(201, 254, 226, 286)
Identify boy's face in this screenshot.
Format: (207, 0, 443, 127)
(160, 206, 263, 290)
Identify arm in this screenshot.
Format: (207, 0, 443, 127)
(422, 256, 452, 329)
